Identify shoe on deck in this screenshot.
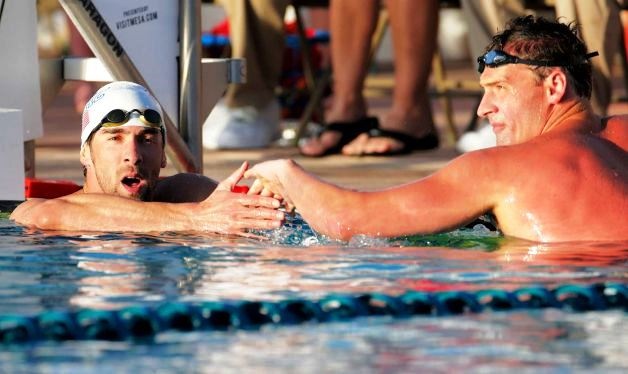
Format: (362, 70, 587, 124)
(456, 121, 496, 153)
(202, 99, 280, 149)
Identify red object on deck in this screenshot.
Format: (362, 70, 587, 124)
(231, 185, 250, 194)
(24, 178, 82, 199)
(23, 178, 249, 198)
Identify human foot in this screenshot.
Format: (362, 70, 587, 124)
(341, 129, 439, 156)
(299, 117, 379, 157)
(341, 108, 438, 155)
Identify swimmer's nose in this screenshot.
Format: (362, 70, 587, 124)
(123, 138, 143, 165)
(477, 93, 494, 119)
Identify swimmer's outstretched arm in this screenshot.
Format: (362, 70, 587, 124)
(11, 164, 284, 235)
(245, 155, 500, 241)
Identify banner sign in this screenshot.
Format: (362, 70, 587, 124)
(94, 0, 179, 126)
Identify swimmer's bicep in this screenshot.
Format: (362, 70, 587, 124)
(431, 151, 502, 213)
(395, 152, 500, 220)
(362, 176, 488, 236)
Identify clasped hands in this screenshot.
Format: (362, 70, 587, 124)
(242, 159, 296, 213)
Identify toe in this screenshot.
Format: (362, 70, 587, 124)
(300, 131, 342, 156)
(370, 137, 404, 154)
(341, 133, 369, 155)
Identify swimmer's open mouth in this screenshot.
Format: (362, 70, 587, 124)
(121, 176, 142, 188)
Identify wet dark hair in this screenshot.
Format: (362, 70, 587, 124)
(485, 15, 594, 98)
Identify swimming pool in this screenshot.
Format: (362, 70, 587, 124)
(0, 214, 626, 372)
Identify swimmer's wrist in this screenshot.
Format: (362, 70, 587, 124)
(276, 159, 299, 189)
(278, 159, 300, 184)
(173, 202, 197, 230)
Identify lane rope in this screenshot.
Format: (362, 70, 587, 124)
(1, 283, 626, 343)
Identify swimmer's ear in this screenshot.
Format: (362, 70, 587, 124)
(160, 150, 167, 168)
(79, 146, 92, 168)
(544, 69, 568, 104)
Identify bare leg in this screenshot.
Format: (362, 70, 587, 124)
(217, 0, 288, 109)
(343, 0, 439, 155)
(204, 0, 288, 149)
(299, 0, 379, 156)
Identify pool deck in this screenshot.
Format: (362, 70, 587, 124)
(35, 64, 627, 190)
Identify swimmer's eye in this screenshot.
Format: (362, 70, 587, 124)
(142, 135, 155, 144)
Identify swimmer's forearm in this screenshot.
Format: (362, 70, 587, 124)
(12, 190, 282, 234)
(277, 160, 488, 241)
(276, 161, 370, 240)
(11, 194, 194, 232)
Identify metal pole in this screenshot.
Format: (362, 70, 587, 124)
(179, 0, 203, 173)
(58, 0, 199, 173)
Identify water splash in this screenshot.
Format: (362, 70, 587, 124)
(253, 212, 504, 250)
(255, 212, 329, 246)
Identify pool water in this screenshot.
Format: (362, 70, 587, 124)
(0, 215, 626, 372)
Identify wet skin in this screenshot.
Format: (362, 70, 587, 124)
(83, 126, 165, 200)
(245, 64, 628, 242)
(11, 126, 285, 235)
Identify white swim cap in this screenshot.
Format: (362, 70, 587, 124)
(80, 81, 165, 148)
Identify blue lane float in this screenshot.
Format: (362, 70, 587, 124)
(1, 283, 626, 344)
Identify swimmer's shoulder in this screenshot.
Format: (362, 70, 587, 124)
(600, 115, 628, 151)
(153, 173, 218, 203)
(456, 141, 538, 167)
(601, 114, 628, 131)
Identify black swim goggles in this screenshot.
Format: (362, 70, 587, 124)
(99, 108, 162, 128)
(476, 50, 599, 73)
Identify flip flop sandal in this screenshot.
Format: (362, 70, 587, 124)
(362, 128, 440, 156)
(300, 116, 380, 157)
